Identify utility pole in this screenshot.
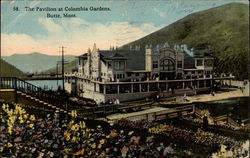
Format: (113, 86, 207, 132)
(60, 46, 66, 92)
(56, 63, 58, 86)
(57, 60, 69, 90)
(0, 48, 2, 77)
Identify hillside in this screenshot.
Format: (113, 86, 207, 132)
(121, 3, 249, 80)
(3, 52, 76, 74)
(45, 59, 78, 74)
(0, 59, 25, 77)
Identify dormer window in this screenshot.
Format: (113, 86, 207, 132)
(114, 61, 119, 70)
(114, 61, 125, 70)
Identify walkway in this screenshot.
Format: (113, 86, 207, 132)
(186, 88, 248, 103)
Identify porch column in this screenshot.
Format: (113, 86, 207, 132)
(182, 82, 185, 89)
(204, 80, 206, 87)
(229, 79, 232, 86)
(139, 83, 142, 92)
(147, 83, 150, 92)
(220, 79, 223, 87)
(131, 84, 134, 93)
(157, 82, 160, 91)
(166, 82, 168, 90)
(197, 80, 199, 88)
(117, 84, 120, 94)
(103, 85, 106, 94)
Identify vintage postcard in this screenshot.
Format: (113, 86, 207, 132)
(0, 0, 249, 157)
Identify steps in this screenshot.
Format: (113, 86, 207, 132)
(0, 78, 70, 115)
(16, 91, 68, 114)
(194, 107, 241, 129)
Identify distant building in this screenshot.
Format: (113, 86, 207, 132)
(65, 43, 231, 103)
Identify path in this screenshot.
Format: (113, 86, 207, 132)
(186, 88, 248, 103)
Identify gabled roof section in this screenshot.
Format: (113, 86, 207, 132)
(193, 48, 214, 58)
(99, 50, 145, 71)
(78, 53, 87, 59)
(108, 52, 127, 60)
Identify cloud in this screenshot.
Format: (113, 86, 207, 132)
(153, 7, 166, 18)
(38, 18, 64, 34)
(1, 18, 161, 56)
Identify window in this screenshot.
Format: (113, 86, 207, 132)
(177, 61, 182, 68)
(196, 59, 203, 66)
(108, 61, 112, 69)
(116, 74, 124, 79)
(160, 59, 175, 71)
(136, 73, 139, 76)
(127, 72, 132, 77)
(153, 61, 158, 68)
(177, 73, 182, 79)
(114, 61, 119, 70)
(205, 59, 213, 67)
(114, 61, 125, 70)
(119, 61, 125, 70)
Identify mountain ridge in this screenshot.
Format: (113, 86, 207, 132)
(3, 52, 76, 74)
(121, 3, 249, 79)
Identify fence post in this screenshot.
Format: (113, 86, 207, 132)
(14, 78, 18, 103)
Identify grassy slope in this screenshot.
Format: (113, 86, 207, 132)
(121, 3, 249, 80)
(0, 59, 25, 77)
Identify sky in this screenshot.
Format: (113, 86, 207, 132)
(1, 0, 248, 56)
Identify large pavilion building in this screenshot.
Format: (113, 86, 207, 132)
(65, 43, 233, 103)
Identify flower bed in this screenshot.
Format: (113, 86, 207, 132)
(0, 104, 176, 157)
(0, 103, 248, 157)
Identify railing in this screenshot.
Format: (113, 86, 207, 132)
(193, 106, 203, 118)
(154, 107, 193, 120)
(175, 104, 194, 112)
(213, 114, 241, 128)
(76, 101, 153, 117)
(214, 115, 228, 122)
(0, 77, 67, 110)
(0, 77, 154, 117)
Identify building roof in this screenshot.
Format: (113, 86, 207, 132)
(99, 50, 145, 71)
(193, 48, 214, 58)
(183, 51, 196, 69)
(78, 53, 87, 59)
